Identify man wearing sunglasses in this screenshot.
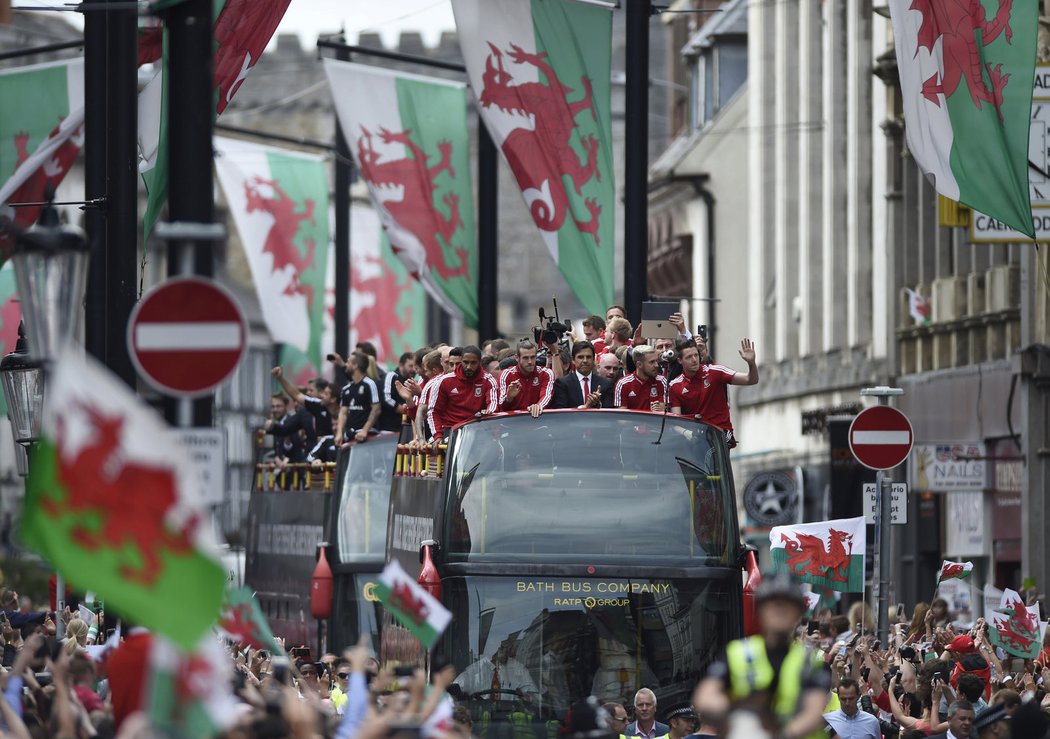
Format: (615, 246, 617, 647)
(329, 660, 351, 715)
(602, 702, 629, 734)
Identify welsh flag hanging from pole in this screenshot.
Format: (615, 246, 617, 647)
(0, 58, 84, 258)
(937, 560, 974, 584)
(351, 205, 427, 364)
(322, 59, 478, 327)
(769, 517, 867, 593)
(887, 0, 1039, 237)
(214, 137, 330, 370)
(21, 349, 226, 650)
(452, 0, 615, 315)
(140, 0, 292, 236)
(986, 587, 1042, 659)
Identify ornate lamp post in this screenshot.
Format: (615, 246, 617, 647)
(0, 199, 89, 638)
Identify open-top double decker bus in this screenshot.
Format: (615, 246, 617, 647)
(385, 409, 758, 737)
(245, 434, 397, 652)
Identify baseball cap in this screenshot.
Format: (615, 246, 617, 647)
(949, 634, 976, 653)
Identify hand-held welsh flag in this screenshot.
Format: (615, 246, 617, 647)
(887, 0, 1039, 237)
(986, 587, 1042, 659)
(937, 560, 974, 584)
(0, 59, 84, 258)
(214, 137, 329, 369)
(453, 0, 615, 315)
(323, 60, 478, 327)
(375, 560, 451, 650)
(769, 517, 866, 593)
(148, 634, 239, 737)
(217, 587, 281, 654)
(21, 349, 226, 650)
(141, 0, 292, 236)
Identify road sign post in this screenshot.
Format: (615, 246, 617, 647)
(854, 387, 910, 646)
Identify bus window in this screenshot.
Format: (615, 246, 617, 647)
(443, 413, 736, 565)
(441, 574, 737, 734)
(336, 438, 397, 563)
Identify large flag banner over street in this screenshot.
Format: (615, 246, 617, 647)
(323, 60, 478, 327)
(21, 350, 226, 650)
(140, 0, 292, 236)
(0, 58, 84, 257)
(887, 0, 1039, 237)
(214, 137, 330, 371)
(350, 205, 427, 362)
(769, 517, 867, 593)
(453, 0, 615, 315)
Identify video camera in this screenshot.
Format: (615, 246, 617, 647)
(533, 299, 570, 346)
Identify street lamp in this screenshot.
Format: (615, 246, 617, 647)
(0, 199, 89, 640)
(9, 202, 89, 363)
(0, 322, 43, 447)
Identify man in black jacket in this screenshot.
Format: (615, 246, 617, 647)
(551, 341, 614, 409)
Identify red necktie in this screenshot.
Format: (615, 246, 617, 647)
(582, 376, 589, 398)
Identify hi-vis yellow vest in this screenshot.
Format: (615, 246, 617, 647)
(725, 635, 826, 734)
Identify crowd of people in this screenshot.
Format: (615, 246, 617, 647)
(263, 305, 760, 470)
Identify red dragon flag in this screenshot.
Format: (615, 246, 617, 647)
(20, 349, 226, 650)
(213, 137, 329, 370)
(0, 58, 84, 259)
(888, 0, 1039, 237)
(937, 560, 974, 584)
(375, 560, 452, 650)
(452, 0, 615, 315)
(140, 0, 292, 236)
(217, 587, 281, 654)
(322, 60, 478, 327)
(986, 587, 1042, 659)
(768, 517, 867, 593)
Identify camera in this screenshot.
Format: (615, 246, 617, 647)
(860, 695, 874, 714)
(532, 302, 570, 346)
(660, 349, 676, 363)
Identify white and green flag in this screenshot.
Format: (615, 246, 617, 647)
(375, 560, 451, 650)
(148, 634, 239, 737)
(452, 0, 615, 315)
(0, 58, 84, 256)
(769, 517, 866, 593)
(888, 0, 1039, 237)
(214, 137, 329, 370)
(936, 560, 974, 584)
(323, 59, 477, 327)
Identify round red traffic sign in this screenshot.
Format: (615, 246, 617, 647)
(128, 277, 247, 398)
(848, 405, 914, 470)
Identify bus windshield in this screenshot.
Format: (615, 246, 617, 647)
(442, 574, 737, 730)
(444, 411, 736, 565)
(335, 436, 397, 563)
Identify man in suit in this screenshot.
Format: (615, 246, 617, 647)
(624, 687, 668, 739)
(927, 699, 975, 739)
(551, 340, 614, 409)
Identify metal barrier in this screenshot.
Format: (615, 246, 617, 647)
(254, 461, 338, 492)
(394, 444, 448, 478)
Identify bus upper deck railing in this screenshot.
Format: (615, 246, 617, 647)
(254, 462, 339, 492)
(395, 444, 448, 478)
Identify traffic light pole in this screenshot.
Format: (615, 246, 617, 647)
(624, 0, 652, 324)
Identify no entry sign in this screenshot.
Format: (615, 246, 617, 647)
(849, 405, 914, 471)
(128, 277, 247, 397)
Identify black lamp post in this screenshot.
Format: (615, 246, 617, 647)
(0, 199, 89, 638)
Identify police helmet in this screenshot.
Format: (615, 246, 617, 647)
(755, 570, 807, 610)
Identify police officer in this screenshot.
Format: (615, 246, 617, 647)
(694, 571, 830, 739)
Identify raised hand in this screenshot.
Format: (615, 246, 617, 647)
(739, 338, 756, 364)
